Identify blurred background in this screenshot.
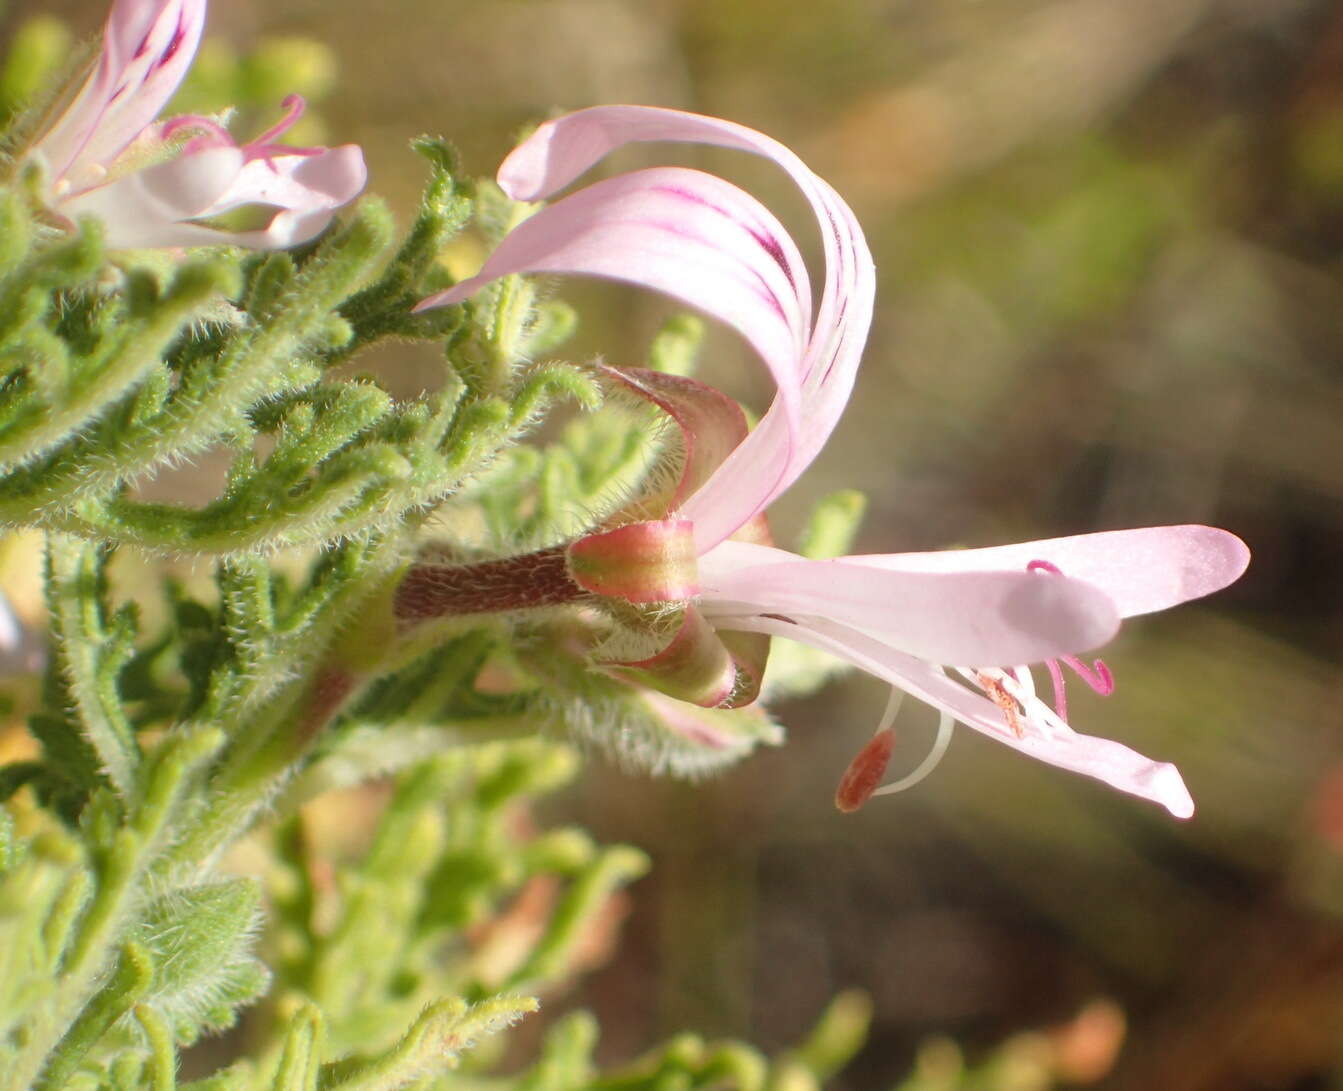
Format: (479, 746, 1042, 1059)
(7, 0, 1343, 1086)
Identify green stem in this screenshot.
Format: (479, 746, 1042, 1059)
(158, 663, 365, 879)
(135, 1004, 179, 1091)
(32, 943, 153, 1091)
(5, 730, 220, 1089)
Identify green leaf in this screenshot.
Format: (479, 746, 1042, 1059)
(0, 16, 74, 125)
(796, 489, 868, 560)
(646, 315, 705, 377)
(134, 879, 269, 1042)
(505, 846, 649, 990)
(46, 535, 141, 800)
(318, 995, 538, 1091)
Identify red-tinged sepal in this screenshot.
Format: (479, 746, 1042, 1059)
(566, 519, 699, 603)
(600, 367, 749, 513)
(604, 606, 738, 708)
(633, 690, 784, 775)
(513, 612, 784, 776)
(717, 629, 771, 708)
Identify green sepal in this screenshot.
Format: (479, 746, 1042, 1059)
(520, 626, 784, 777)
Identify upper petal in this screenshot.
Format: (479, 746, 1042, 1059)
(34, 0, 205, 184)
(419, 106, 875, 550)
(497, 106, 874, 549)
(417, 165, 809, 474)
(698, 542, 1120, 666)
(833, 525, 1250, 618)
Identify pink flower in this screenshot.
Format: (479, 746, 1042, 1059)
(417, 106, 1250, 816)
(696, 523, 1247, 819)
(24, 0, 366, 249)
(0, 589, 42, 677)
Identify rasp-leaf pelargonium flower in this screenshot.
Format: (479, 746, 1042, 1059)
(416, 106, 1249, 817)
(21, 0, 366, 249)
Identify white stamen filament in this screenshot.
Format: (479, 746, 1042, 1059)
(871, 706, 955, 796)
(872, 685, 903, 736)
(952, 664, 1077, 742)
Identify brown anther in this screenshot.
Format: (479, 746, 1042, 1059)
(976, 670, 1025, 738)
(835, 727, 897, 813)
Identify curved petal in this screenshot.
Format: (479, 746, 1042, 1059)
(496, 106, 874, 549)
(833, 525, 1250, 618)
(698, 544, 1121, 667)
(721, 612, 1195, 818)
(35, 0, 205, 184)
(417, 166, 809, 458)
(197, 145, 368, 219)
(419, 106, 875, 550)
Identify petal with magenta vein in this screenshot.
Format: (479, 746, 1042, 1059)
(833, 525, 1250, 618)
(36, 0, 205, 183)
(491, 105, 875, 548)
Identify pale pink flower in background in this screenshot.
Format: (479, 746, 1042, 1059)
(23, 0, 366, 249)
(419, 105, 1250, 816)
(0, 589, 42, 678)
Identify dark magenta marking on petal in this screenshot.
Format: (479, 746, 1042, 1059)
(655, 182, 801, 290)
(818, 298, 850, 382)
(643, 217, 790, 323)
(752, 230, 796, 288)
(156, 14, 189, 69)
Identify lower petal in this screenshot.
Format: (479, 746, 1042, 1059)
(717, 612, 1195, 818)
(60, 145, 244, 248)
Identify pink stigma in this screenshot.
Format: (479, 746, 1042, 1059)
(1027, 558, 1116, 720)
(252, 95, 308, 147)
